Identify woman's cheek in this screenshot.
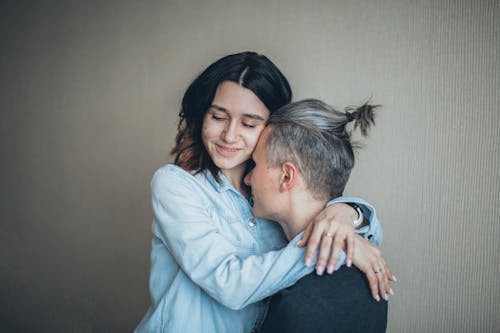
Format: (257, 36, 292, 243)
(248, 135, 260, 151)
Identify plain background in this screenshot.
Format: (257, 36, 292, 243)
(1, 0, 498, 332)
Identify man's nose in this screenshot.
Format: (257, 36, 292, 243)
(244, 170, 252, 186)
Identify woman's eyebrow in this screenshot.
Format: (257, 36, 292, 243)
(210, 104, 266, 121)
(210, 104, 229, 113)
(242, 113, 266, 121)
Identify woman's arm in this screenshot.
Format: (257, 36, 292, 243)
(152, 166, 314, 310)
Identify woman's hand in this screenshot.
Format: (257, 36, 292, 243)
(296, 202, 357, 275)
(352, 234, 395, 301)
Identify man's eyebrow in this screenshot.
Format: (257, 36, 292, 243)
(210, 104, 266, 121)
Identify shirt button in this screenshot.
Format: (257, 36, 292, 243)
(248, 218, 256, 227)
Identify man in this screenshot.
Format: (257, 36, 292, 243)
(244, 99, 388, 333)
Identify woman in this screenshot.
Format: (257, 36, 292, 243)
(135, 52, 392, 333)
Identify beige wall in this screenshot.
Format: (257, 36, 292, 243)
(1, 0, 498, 332)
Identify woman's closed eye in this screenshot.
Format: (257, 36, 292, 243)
(241, 117, 265, 129)
(242, 122, 257, 128)
(211, 114, 227, 121)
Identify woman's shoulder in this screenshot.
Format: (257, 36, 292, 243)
(154, 163, 192, 178)
(151, 164, 213, 194)
(152, 164, 196, 186)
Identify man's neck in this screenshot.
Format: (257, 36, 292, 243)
(280, 194, 328, 241)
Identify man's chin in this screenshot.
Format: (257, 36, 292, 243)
(251, 206, 265, 219)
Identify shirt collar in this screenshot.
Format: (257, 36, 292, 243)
(204, 170, 234, 193)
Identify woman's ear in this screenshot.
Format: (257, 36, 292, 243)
(279, 162, 298, 192)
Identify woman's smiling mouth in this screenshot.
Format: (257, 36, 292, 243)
(216, 144, 242, 157)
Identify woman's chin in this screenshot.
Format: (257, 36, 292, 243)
(212, 157, 248, 173)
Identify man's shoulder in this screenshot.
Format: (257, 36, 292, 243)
(289, 266, 367, 292)
(261, 266, 388, 333)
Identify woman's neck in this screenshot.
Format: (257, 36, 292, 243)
(221, 165, 248, 198)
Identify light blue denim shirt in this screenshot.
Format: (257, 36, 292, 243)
(135, 164, 382, 333)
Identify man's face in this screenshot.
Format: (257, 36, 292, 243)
(244, 126, 283, 220)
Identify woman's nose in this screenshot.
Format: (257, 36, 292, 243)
(221, 122, 238, 143)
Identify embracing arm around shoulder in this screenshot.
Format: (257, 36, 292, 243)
(297, 196, 395, 301)
(151, 166, 314, 310)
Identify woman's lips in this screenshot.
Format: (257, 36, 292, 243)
(216, 144, 242, 157)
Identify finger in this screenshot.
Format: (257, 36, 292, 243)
(368, 246, 387, 299)
(297, 223, 313, 248)
(304, 224, 327, 267)
(379, 258, 394, 296)
(315, 235, 333, 275)
(345, 229, 355, 267)
(365, 269, 380, 301)
(329, 230, 346, 271)
(375, 264, 389, 301)
(381, 259, 397, 283)
(326, 235, 342, 274)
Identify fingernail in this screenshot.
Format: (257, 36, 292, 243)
(305, 258, 313, 267)
(375, 295, 380, 302)
(392, 275, 398, 282)
(316, 266, 324, 275)
(327, 265, 334, 274)
(389, 288, 394, 296)
(384, 293, 389, 301)
(346, 259, 352, 267)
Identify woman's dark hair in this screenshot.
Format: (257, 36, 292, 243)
(171, 51, 292, 181)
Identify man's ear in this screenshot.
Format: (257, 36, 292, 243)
(279, 162, 298, 193)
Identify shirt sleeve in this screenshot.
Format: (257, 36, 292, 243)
(151, 166, 314, 310)
(326, 196, 383, 246)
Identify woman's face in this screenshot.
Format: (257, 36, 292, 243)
(202, 81, 270, 177)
